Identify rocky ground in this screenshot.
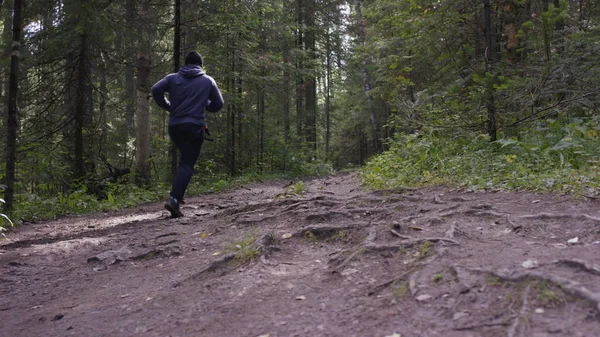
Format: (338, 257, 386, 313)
(1, 172, 599, 337)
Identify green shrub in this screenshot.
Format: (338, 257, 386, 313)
(362, 118, 600, 196)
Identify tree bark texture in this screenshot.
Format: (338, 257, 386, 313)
(355, 0, 382, 153)
(135, 0, 152, 184)
(169, 0, 181, 182)
(483, 0, 497, 141)
(4, 0, 22, 212)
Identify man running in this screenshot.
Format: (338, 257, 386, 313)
(152, 51, 224, 217)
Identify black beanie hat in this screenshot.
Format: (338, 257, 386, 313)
(185, 51, 203, 66)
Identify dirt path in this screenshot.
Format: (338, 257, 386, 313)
(1, 172, 599, 337)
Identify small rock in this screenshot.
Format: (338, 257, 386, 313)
(295, 295, 306, 301)
(535, 308, 545, 314)
(522, 259, 538, 269)
(341, 268, 359, 276)
(453, 311, 469, 320)
(51, 313, 64, 321)
(416, 294, 432, 302)
(567, 237, 579, 245)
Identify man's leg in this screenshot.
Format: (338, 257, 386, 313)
(166, 123, 204, 217)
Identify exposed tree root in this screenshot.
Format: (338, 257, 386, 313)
(519, 213, 600, 222)
(390, 229, 412, 240)
(507, 285, 530, 337)
(463, 209, 507, 217)
(368, 269, 413, 296)
(293, 225, 357, 240)
(173, 253, 237, 287)
(440, 209, 506, 219)
(305, 211, 354, 222)
(365, 237, 460, 253)
(505, 215, 522, 232)
(438, 204, 461, 213)
(330, 248, 363, 273)
(173, 234, 277, 287)
(453, 316, 514, 331)
(554, 259, 600, 276)
(452, 265, 600, 311)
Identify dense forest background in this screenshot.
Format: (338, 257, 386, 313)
(2, 0, 600, 224)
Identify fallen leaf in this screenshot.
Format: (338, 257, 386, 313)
(201, 233, 208, 239)
(281, 233, 292, 239)
(295, 295, 306, 300)
(410, 226, 423, 231)
(212, 251, 222, 256)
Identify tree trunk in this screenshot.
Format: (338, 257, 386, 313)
(304, 0, 317, 155)
(74, 34, 88, 180)
(124, 0, 136, 168)
(355, 0, 382, 152)
(483, 0, 497, 141)
(1, 0, 12, 167)
(295, 0, 304, 141)
(3, 0, 22, 212)
(325, 28, 332, 157)
(283, 39, 291, 145)
(135, 1, 152, 184)
(169, 0, 181, 182)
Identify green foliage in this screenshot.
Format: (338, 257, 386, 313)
(0, 198, 15, 240)
(225, 228, 260, 263)
(289, 181, 306, 195)
(10, 158, 334, 224)
(362, 118, 600, 196)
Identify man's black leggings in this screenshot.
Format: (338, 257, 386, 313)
(168, 123, 205, 201)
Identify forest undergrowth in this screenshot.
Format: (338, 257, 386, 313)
(1, 160, 334, 227)
(363, 117, 600, 197)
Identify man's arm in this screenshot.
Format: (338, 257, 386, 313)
(151, 76, 171, 111)
(206, 79, 224, 112)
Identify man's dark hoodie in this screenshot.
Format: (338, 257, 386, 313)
(152, 62, 224, 126)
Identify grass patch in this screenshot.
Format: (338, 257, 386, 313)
(225, 228, 261, 263)
(393, 281, 410, 298)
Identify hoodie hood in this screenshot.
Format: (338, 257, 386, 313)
(178, 64, 205, 78)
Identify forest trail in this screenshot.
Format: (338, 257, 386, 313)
(1, 172, 600, 337)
